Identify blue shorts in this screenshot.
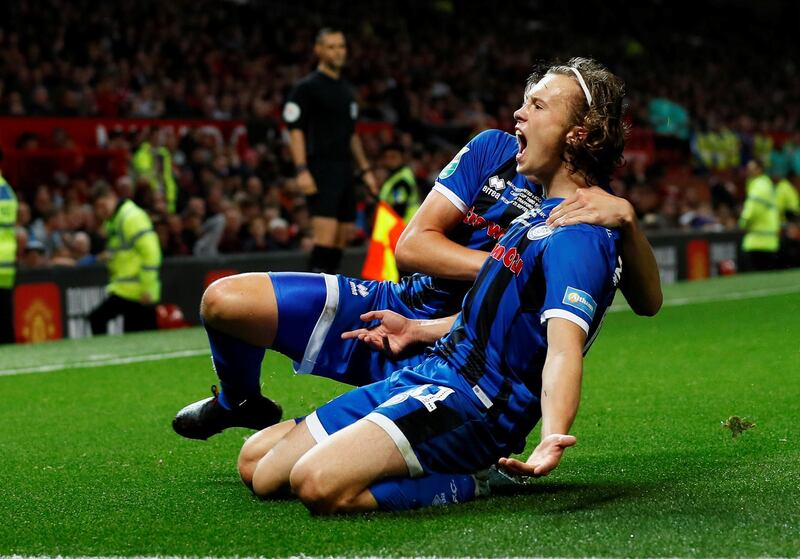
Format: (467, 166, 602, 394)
(306, 357, 501, 476)
(270, 272, 444, 386)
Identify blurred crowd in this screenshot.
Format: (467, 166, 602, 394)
(2, 0, 799, 268)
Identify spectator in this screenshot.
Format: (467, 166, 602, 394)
(739, 160, 780, 271)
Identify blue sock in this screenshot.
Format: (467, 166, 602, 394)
(205, 324, 265, 409)
(370, 473, 478, 511)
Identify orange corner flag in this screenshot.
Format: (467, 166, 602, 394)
(362, 201, 406, 282)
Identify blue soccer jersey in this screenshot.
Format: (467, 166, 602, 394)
(432, 196, 621, 454)
(311, 196, 622, 475)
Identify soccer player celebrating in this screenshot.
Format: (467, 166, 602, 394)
(241, 57, 631, 514)
(172, 56, 661, 441)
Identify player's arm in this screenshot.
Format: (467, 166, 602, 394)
(546, 187, 662, 316)
(350, 134, 377, 195)
(498, 317, 583, 477)
(341, 310, 458, 358)
(394, 190, 487, 281)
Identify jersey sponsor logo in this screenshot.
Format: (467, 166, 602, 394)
(349, 281, 369, 297)
(438, 146, 470, 180)
(489, 243, 524, 275)
(463, 207, 507, 240)
(282, 102, 301, 123)
(563, 286, 597, 319)
(527, 224, 553, 240)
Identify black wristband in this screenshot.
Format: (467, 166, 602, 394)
(295, 164, 308, 174)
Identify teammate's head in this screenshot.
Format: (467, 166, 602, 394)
(315, 28, 347, 72)
(514, 57, 626, 188)
(90, 180, 118, 221)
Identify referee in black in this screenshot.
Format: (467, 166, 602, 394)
(283, 28, 377, 273)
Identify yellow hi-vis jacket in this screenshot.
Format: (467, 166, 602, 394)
(776, 178, 799, 224)
(379, 166, 420, 224)
(0, 171, 18, 289)
(740, 174, 779, 253)
(105, 199, 162, 302)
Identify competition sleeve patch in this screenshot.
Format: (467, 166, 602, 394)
(562, 286, 597, 320)
(438, 146, 470, 179)
(283, 102, 301, 123)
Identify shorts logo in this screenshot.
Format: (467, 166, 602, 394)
(562, 286, 597, 319)
(438, 146, 470, 180)
(527, 224, 553, 240)
(349, 281, 369, 297)
(282, 102, 301, 123)
(350, 102, 359, 120)
(380, 384, 454, 412)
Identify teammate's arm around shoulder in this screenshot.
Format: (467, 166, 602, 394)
(498, 318, 583, 478)
(394, 191, 487, 281)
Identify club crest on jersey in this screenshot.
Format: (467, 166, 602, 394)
(490, 243, 524, 275)
(438, 146, 470, 180)
(562, 286, 597, 318)
(527, 224, 553, 240)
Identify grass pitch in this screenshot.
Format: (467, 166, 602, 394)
(1, 270, 799, 558)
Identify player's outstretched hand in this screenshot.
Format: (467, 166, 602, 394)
(546, 186, 633, 229)
(341, 310, 415, 358)
(497, 434, 576, 477)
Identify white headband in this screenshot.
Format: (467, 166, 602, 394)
(569, 67, 593, 106)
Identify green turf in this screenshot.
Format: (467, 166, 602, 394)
(1, 271, 799, 557)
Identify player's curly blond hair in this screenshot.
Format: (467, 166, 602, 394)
(527, 57, 627, 188)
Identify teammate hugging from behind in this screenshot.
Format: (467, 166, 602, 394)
(173, 53, 661, 443)
(238, 57, 640, 514)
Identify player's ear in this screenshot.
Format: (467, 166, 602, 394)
(566, 126, 587, 146)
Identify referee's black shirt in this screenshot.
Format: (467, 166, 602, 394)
(283, 70, 358, 162)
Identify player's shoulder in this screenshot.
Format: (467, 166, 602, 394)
(548, 223, 618, 249)
(469, 129, 517, 153)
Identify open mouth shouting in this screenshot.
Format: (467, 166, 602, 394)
(515, 128, 528, 163)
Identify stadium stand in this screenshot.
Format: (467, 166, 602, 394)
(1, 0, 798, 268)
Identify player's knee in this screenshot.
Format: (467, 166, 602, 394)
(289, 462, 343, 514)
(237, 443, 259, 488)
(200, 276, 241, 325)
(251, 459, 284, 499)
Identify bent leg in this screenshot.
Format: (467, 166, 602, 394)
(238, 419, 297, 488)
(201, 273, 278, 347)
(251, 420, 317, 499)
(289, 418, 408, 514)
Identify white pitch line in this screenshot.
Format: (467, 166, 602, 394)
(0, 348, 209, 377)
(609, 283, 800, 313)
(1, 282, 798, 378)
(2, 555, 799, 559)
